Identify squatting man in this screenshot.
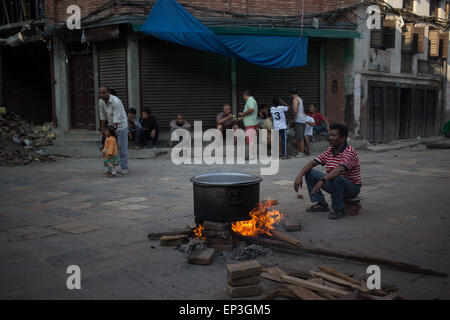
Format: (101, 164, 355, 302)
(294, 124, 362, 220)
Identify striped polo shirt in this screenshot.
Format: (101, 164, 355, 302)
(314, 143, 362, 186)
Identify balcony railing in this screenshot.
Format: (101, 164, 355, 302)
(1, 0, 44, 26)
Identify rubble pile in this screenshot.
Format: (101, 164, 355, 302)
(0, 112, 56, 166)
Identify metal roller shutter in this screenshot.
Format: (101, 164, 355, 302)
(236, 42, 320, 117)
(139, 38, 231, 131)
(98, 40, 128, 110)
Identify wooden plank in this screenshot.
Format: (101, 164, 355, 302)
(317, 265, 361, 285)
(271, 230, 301, 246)
(148, 229, 193, 240)
(260, 289, 296, 300)
(283, 283, 325, 300)
(280, 275, 349, 297)
(311, 271, 369, 293)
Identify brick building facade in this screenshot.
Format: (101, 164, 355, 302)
(1, 0, 449, 144)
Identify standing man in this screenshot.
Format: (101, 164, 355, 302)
(99, 86, 129, 175)
(294, 124, 361, 220)
(290, 88, 307, 158)
(238, 89, 258, 160)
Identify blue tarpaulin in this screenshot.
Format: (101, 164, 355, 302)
(140, 0, 308, 69)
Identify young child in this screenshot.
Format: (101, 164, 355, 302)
(303, 108, 316, 156)
(102, 126, 120, 178)
(270, 97, 289, 159)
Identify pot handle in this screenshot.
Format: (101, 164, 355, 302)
(227, 189, 244, 206)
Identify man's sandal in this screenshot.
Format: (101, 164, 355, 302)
(306, 202, 329, 212)
(328, 210, 346, 220)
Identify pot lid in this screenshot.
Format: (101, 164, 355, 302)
(190, 172, 262, 186)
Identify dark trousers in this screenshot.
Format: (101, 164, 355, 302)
(305, 169, 361, 212)
(140, 129, 159, 147)
(279, 129, 287, 156)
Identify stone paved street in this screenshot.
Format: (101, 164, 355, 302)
(1, 145, 450, 299)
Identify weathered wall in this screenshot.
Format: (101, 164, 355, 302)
(44, 0, 360, 23)
(326, 39, 345, 125)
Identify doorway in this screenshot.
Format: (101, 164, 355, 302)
(69, 52, 96, 130)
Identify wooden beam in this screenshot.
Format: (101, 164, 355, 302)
(281, 275, 349, 297)
(283, 283, 325, 300)
(317, 265, 361, 285)
(271, 230, 301, 246)
(237, 236, 448, 278)
(311, 271, 369, 293)
(148, 229, 194, 240)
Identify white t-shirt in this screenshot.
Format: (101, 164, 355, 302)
(99, 94, 128, 131)
(304, 115, 314, 136)
(270, 106, 288, 130)
(294, 96, 307, 123)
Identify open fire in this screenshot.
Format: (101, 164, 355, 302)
(193, 199, 282, 239)
(231, 199, 282, 237)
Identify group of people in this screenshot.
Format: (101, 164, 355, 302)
(99, 85, 362, 220)
(215, 88, 330, 160)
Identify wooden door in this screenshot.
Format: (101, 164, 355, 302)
(399, 88, 411, 139)
(425, 89, 437, 137)
(411, 88, 425, 138)
(70, 53, 96, 130)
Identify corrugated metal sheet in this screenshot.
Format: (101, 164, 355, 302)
(139, 38, 231, 130)
(236, 42, 320, 117)
(98, 40, 128, 110)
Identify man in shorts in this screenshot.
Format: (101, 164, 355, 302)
(290, 88, 307, 158)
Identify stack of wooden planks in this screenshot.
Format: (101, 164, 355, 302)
(260, 265, 402, 300)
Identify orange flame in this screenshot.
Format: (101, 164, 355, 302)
(193, 224, 206, 239)
(231, 199, 282, 237)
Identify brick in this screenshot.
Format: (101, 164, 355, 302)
(227, 284, 263, 298)
(226, 260, 263, 280)
(227, 275, 261, 287)
(202, 221, 230, 231)
(282, 219, 302, 232)
(187, 248, 217, 265)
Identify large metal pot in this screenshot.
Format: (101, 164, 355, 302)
(190, 172, 262, 223)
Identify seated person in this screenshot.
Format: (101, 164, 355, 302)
(310, 104, 330, 139)
(216, 104, 234, 134)
(169, 114, 191, 147)
(139, 108, 159, 148)
(127, 108, 142, 149)
(257, 105, 269, 128)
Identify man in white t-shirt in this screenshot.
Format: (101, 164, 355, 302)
(270, 97, 289, 159)
(290, 88, 307, 158)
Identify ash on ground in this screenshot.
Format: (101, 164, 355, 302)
(176, 239, 206, 254)
(229, 244, 272, 261)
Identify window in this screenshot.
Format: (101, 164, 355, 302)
(413, 25, 425, 53)
(429, 0, 439, 18)
(403, 0, 414, 12)
(439, 32, 448, 58)
(429, 29, 440, 57)
(401, 53, 412, 73)
(370, 19, 396, 49)
(401, 23, 414, 52)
